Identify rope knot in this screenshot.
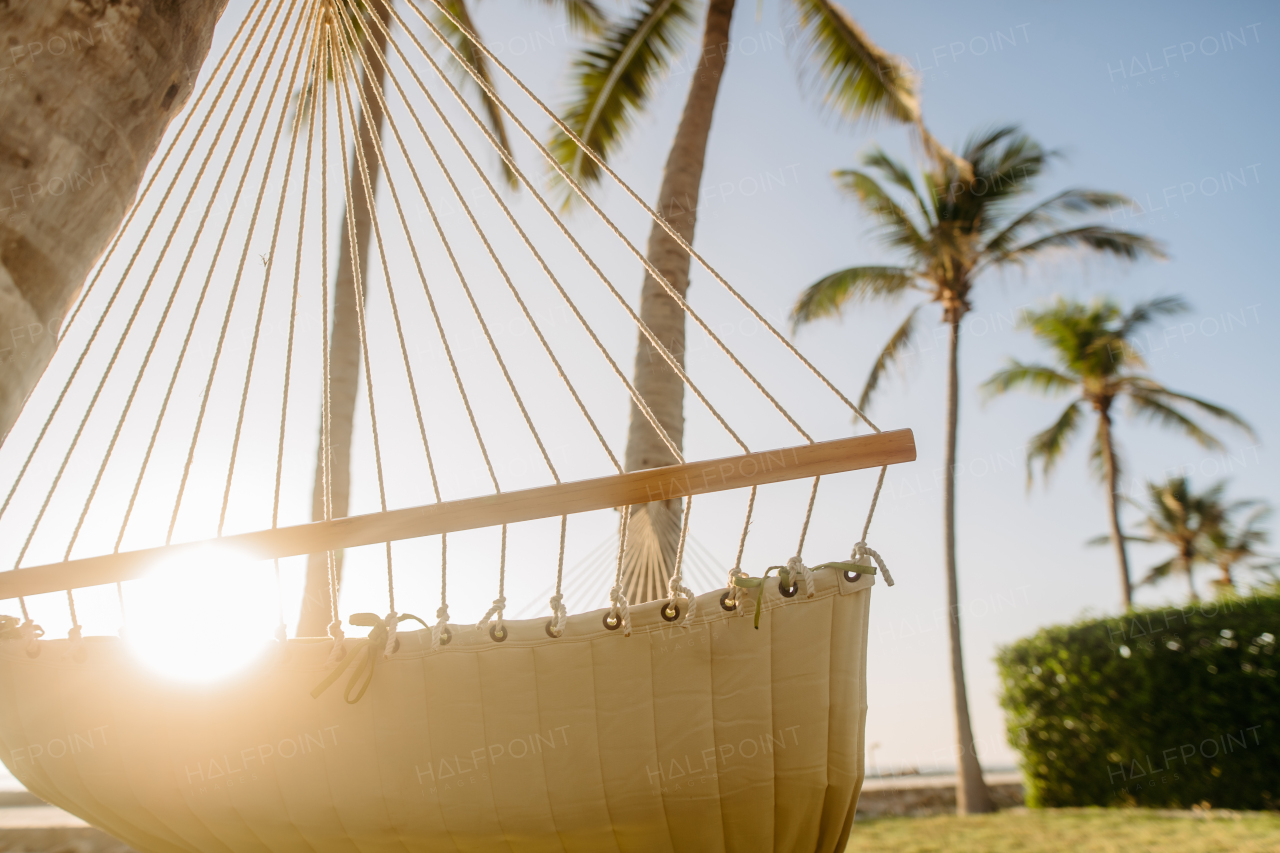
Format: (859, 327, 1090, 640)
(608, 583, 631, 636)
(665, 575, 696, 627)
(785, 556, 816, 598)
(65, 624, 86, 663)
(431, 605, 451, 651)
(548, 593, 568, 637)
(477, 596, 507, 633)
(852, 542, 893, 586)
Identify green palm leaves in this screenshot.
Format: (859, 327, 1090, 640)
(792, 126, 1164, 413)
(548, 0, 923, 197)
(984, 297, 1254, 487)
(548, 0, 699, 192)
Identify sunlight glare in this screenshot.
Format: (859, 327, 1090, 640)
(125, 547, 280, 682)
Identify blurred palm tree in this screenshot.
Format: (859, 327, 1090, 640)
(1208, 502, 1274, 592)
(1127, 477, 1238, 601)
(546, 0, 940, 617)
(791, 126, 1164, 814)
(297, 0, 602, 637)
(983, 296, 1254, 610)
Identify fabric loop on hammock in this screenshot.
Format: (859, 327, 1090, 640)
(18, 619, 42, 658)
(313, 612, 428, 704)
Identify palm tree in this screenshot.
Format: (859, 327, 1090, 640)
(1128, 477, 1232, 601)
(296, 0, 603, 636)
(790, 127, 1165, 813)
(982, 296, 1255, 609)
(0, 0, 226, 440)
(549, 0, 936, 606)
(1208, 502, 1273, 591)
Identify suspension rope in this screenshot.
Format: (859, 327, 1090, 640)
(330, 22, 396, 615)
(319, 26, 342, 655)
(0, 0, 283, 532)
(399, 1, 814, 446)
(350, 7, 630, 474)
(9, 0, 304, 569)
(164, 5, 313, 546)
(412, 0, 880, 435)
(382, 6, 738, 457)
(217, 9, 321, 537)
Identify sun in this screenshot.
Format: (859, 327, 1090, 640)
(124, 546, 281, 682)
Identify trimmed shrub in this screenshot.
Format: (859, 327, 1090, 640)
(997, 591, 1280, 810)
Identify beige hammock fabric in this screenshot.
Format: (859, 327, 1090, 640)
(0, 569, 870, 853)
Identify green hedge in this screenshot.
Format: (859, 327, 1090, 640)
(997, 591, 1280, 810)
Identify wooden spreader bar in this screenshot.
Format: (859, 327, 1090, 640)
(0, 429, 914, 601)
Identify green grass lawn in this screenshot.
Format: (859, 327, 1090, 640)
(848, 808, 1280, 852)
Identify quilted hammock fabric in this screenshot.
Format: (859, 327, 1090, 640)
(0, 569, 872, 852)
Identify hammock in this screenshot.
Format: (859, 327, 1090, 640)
(0, 0, 914, 849)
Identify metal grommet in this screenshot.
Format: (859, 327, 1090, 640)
(779, 578, 799, 598)
(720, 591, 738, 612)
(545, 619, 563, 639)
(390, 637, 401, 654)
(661, 602, 680, 622)
(603, 611, 622, 631)
(489, 624, 508, 643)
(843, 571, 862, 582)
(438, 627, 452, 646)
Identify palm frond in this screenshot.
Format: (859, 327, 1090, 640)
(434, 0, 518, 188)
(833, 170, 929, 255)
(531, 0, 605, 34)
(790, 266, 918, 328)
(787, 0, 919, 125)
(990, 225, 1168, 268)
(862, 149, 933, 226)
(983, 189, 1134, 257)
(1025, 399, 1085, 486)
(1126, 391, 1225, 451)
(858, 303, 924, 411)
(548, 0, 697, 193)
(1117, 295, 1190, 337)
(1130, 383, 1257, 441)
(981, 360, 1077, 399)
(1139, 557, 1177, 587)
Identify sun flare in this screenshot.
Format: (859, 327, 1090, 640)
(124, 547, 281, 683)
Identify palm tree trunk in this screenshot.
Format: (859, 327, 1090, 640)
(621, 0, 736, 602)
(1183, 554, 1198, 602)
(297, 0, 393, 638)
(1218, 559, 1232, 589)
(943, 313, 995, 814)
(0, 0, 227, 439)
(1098, 409, 1133, 609)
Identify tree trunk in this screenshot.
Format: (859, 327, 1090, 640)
(943, 313, 995, 814)
(621, 0, 736, 603)
(1183, 553, 1198, 602)
(297, 0, 393, 638)
(1218, 559, 1232, 590)
(1098, 408, 1133, 610)
(0, 0, 227, 440)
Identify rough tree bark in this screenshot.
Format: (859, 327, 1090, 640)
(0, 0, 228, 440)
(621, 0, 737, 604)
(297, 0, 394, 638)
